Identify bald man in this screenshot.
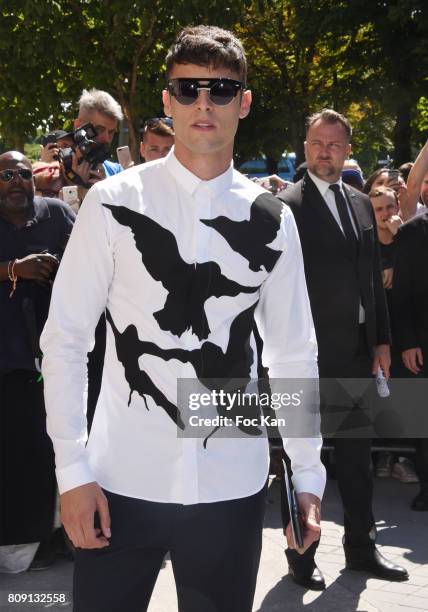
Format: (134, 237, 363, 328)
(0, 152, 75, 571)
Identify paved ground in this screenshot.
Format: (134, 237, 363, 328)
(1, 477, 427, 611)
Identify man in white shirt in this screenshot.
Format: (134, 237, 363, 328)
(41, 25, 325, 612)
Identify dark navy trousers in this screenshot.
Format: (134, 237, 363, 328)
(73, 484, 267, 612)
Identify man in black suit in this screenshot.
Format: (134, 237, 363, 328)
(393, 210, 428, 511)
(279, 109, 408, 588)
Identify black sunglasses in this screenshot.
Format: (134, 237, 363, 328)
(0, 168, 33, 182)
(167, 78, 245, 106)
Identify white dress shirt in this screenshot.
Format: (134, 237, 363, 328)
(41, 151, 326, 504)
(308, 170, 365, 323)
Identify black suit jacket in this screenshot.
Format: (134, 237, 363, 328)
(392, 210, 428, 351)
(279, 174, 390, 373)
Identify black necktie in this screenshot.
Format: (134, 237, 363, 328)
(329, 184, 358, 254)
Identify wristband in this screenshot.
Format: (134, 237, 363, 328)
(7, 259, 14, 281)
(9, 259, 18, 298)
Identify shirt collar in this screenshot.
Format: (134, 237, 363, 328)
(165, 148, 233, 198)
(307, 170, 343, 199)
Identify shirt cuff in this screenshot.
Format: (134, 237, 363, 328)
(292, 466, 327, 500)
(56, 461, 97, 495)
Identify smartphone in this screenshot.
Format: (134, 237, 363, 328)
(117, 145, 132, 169)
(283, 459, 304, 548)
(388, 169, 400, 181)
(62, 185, 79, 210)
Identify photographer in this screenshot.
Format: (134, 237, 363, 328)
(0, 151, 75, 571)
(39, 130, 69, 164)
(61, 89, 124, 201)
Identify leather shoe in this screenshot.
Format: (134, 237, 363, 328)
(345, 547, 408, 581)
(288, 563, 326, 590)
(411, 486, 428, 511)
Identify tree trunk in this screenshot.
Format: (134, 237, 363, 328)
(127, 117, 140, 164)
(114, 88, 140, 164)
(393, 103, 412, 166)
(266, 155, 278, 175)
(289, 120, 306, 167)
(4, 130, 26, 154)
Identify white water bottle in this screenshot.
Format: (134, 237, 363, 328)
(376, 367, 390, 398)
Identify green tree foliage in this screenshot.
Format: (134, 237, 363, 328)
(0, 0, 248, 159)
(236, 0, 428, 170)
(0, 0, 426, 170)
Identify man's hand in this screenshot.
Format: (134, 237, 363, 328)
(285, 492, 321, 554)
(257, 174, 291, 194)
(60, 482, 111, 549)
(402, 347, 424, 375)
(382, 267, 393, 289)
(40, 143, 59, 163)
(372, 344, 391, 379)
(385, 215, 403, 236)
(71, 149, 105, 185)
(15, 253, 59, 284)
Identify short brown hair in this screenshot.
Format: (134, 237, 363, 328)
(165, 25, 247, 83)
(306, 108, 352, 141)
(368, 186, 399, 206)
(398, 162, 413, 183)
(141, 118, 174, 142)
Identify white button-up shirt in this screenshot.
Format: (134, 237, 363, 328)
(41, 151, 326, 503)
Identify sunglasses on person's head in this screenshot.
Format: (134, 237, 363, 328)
(0, 168, 33, 182)
(167, 78, 245, 106)
(144, 117, 173, 128)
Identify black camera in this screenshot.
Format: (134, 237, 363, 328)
(59, 123, 110, 171)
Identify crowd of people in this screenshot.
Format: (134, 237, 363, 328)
(0, 22, 427, 612)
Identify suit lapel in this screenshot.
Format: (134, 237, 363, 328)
(343, 184, 363, 241)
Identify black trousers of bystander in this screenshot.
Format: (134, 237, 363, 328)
(0, 370, 56, 545)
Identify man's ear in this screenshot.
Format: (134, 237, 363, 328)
(162, 89, 172, 119)
(140, 142, 145, 159)
(347, 143, 352, 157)
(239, 90, 252, 119)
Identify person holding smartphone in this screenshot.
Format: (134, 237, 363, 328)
(41, 25, 325, 612)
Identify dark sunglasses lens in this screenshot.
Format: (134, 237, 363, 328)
(210, 81, 237, 105)
(0, 170, 14, 181)
(175, 81, 199, 105)
(19, 169, 33, 180)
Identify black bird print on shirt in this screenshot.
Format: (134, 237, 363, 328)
(106, 302, 262, 446)
(201, 193, 283, 273)
(103, 204, 260, 341)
